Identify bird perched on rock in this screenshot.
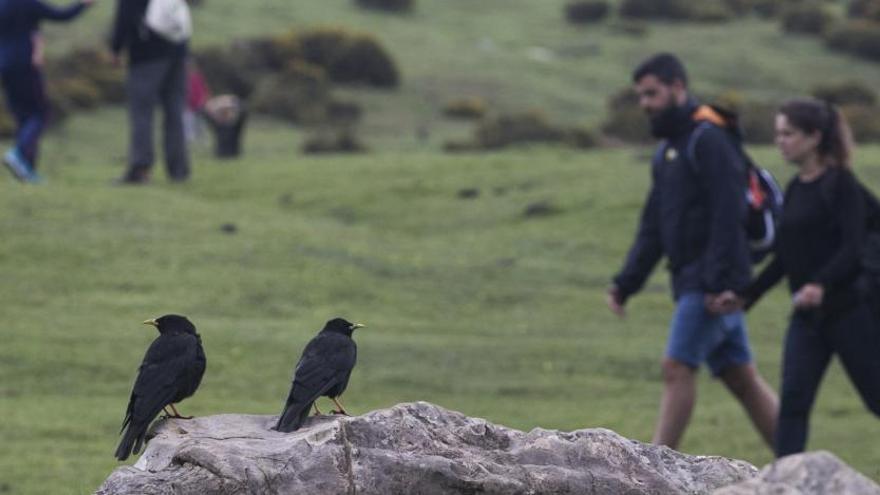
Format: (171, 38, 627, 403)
(276, 318, 364, 433)
(115, 315, 206, 461)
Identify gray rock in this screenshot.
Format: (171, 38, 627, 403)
(714, 450, 880, 495)
(97, 401, 756, 495)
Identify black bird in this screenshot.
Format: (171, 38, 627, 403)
(276, 318, 364, 433)
(115, 315, 206, 461)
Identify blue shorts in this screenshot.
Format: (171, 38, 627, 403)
(666, 292, 753, 376)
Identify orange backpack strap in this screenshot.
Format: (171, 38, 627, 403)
(692, 104, 727, 127)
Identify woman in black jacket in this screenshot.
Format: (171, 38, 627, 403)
(737, 98, 880, 457)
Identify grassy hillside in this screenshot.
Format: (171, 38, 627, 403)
(3, 1, 880, 493)
(2, 109, 880, 493)
(41, 0, 880, 149)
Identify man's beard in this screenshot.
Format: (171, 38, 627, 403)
(648, 102, 686, 138)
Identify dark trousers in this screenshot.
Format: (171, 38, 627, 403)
(126, 55, 189, 180)
(1, 64, 48, 168)
(775, 303, 880, 457)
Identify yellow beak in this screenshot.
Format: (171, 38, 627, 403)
(351, 322, 366, 330)
(143, 319, 158, 327)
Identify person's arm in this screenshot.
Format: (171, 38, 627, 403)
(813, 170, 865, 288)
(741, 255, 785, 310)
(693, 126, 750, 294)
(30, 0, 90, 22)
(109, 0, 131, 56)
(612, 176, 664, 306)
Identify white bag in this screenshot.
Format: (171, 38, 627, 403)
(144, 0, 192, 43)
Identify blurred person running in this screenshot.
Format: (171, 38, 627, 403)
(0, 0, 94, 183)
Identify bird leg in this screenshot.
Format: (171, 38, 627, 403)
(167, 403, 193, 420)
(331, 397, 349, 416)
(161, 406, 173, 418)
(313, 402, 323, 416)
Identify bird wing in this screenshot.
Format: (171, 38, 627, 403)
(289, 333, 356, 402)
(121, 333, 200, 430)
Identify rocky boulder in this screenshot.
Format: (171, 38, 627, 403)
(714, 450, 880, 495)
(96, 401, 759, 494)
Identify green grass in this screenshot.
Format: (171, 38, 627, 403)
(40, 0, 880, 149)
(6, 1, 880, 492)
(2, 109, 880, 493)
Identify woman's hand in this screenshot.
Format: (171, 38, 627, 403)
(793, 283, 824, 309)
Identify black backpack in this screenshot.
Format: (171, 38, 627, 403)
(687, 105, 784, 264)
(816, 169, 880, 301)
(857, 183, 880, 296)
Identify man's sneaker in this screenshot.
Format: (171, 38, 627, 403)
(3, 148, 36, 182)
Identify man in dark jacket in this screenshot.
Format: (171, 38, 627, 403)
(110, 0, 189, 184)
(607, 53, 778, 450)
(0, 0, 92, 183)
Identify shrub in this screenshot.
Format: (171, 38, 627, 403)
(51, 77, 102, 109)
(298, 28, 399, 87)
(565, 1, 610, 24)
(45, 48, 124, 104)
(811, 80, 877, 106)
(354, 0, 414, 13)
(824, 20, 880, 61)
(196, 46, 262, 97)
(249, 67, 332, 124)
(619, 0, 734, 22)
(443, 97, 488, 119)
(566, 126, 600, 149)
(848, 0, 880, 21)
(326, 35, 399, 87)
(474, 111, 567, 149)
(302, 128, 368, 154)
(600, 88, 652, 143)
(734, 100, 778, 144)
(781, 2, 833, 35)
(841, 105, 880, 142)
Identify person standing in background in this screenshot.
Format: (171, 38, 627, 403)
(109, 0, 191, 184)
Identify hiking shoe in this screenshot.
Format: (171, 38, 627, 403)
(3, 148, 37, 182)
(112, 167, 151, 185)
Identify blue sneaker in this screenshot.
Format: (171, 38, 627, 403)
(3, 148, 39, 183)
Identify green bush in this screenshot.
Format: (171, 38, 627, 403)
(565, 1, 610, 24)
(824, 20, 880, 61)
(354, 0, 414, 13)
(781, 2, 833, 35)
(849, 0, 880, 21)
(566, 126, 600, 149)
(811, 80, 877, 106)
(51, 77, 102, 109)
(249, 66, 331, 124)
(195, 45, 264, 98)
(841, 105, 880, 142)
(600, 88, 652, 143)
(302, 128, 368, 154)
(619, 0, 734, 22)
(299, 28, 399, 87)
(443, 97, 488, 119)
(475, 111, 568, 149)
(326, 35, 399, 87)
(735, 100, 778, 144)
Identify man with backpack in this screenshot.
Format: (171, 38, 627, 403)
(109, 0, 192, 184)
(606, 53, 778, 450)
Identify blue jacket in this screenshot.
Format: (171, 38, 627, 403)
(613, 100, 752, 301)
(0, 0, 86, 70)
